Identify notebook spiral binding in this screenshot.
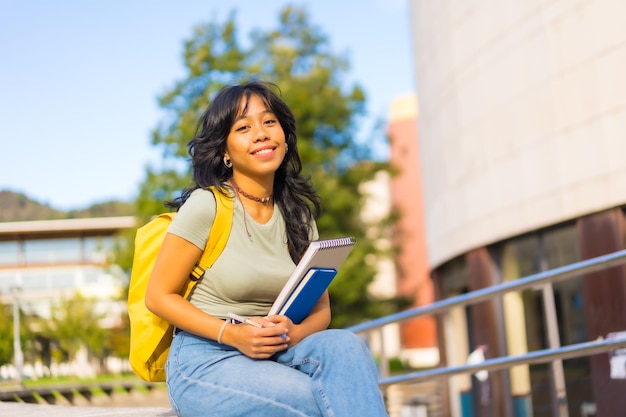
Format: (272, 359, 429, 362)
(318, 236, 356, 249)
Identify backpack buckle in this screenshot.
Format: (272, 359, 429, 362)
(190, 265, 205, 281)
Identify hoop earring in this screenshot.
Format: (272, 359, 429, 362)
(285, 144, 289, 154)
(223, 156, 233, 169)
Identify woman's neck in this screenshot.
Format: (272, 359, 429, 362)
(229, 175, 274, 204)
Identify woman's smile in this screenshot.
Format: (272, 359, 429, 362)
(252, 145, 277, 157)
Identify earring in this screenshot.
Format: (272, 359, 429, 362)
(285, 144, 289, 154)
(223, 155, 233, 169)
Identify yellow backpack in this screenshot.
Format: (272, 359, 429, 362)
(127, 187, 233, 382)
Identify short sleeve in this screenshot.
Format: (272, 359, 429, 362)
(168, 189, 217, 250)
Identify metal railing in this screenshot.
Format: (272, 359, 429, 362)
(348, 249, 626, 415)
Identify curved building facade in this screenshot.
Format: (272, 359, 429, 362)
(409, 1, 626, 416)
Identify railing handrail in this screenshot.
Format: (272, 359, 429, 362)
(348, 247, 626, 402)
(348, 248, 626, 334)
(377, 335, 626, 386)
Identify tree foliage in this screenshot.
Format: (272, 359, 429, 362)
(37, 294, 110, 363)
(0, 300, 13, 367)
(109, 312, 130, 359)
(136, 6, 398, 327)
(0, 297, 38, 370)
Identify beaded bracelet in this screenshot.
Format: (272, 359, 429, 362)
(217, 320, 229, 344)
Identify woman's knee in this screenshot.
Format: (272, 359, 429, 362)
(316, 329, 370, 354)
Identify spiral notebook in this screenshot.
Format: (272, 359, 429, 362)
(269, 236, 356, 323)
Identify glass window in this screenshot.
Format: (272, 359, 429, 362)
(0, 241, 19, 265)
(20, 270, 49, 290)
(543, 224, 586, 344)
(24, 238, 82, 264)
(84, 236, 113, 263)
(49, 269, 77, 290)
(438, 255, 469, 297)
(506, 234, 541, 278)
(499, 235, 545, 351)
(543, 225, 579, 269)
(83, 267, 100, 285)
(0, 271, 17, 292)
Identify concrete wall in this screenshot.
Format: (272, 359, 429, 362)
(409, 0, 626, 267)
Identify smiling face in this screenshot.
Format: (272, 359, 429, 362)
(224, 93, 287, 184)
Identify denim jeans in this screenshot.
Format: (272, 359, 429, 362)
(166, 328, 389, 417)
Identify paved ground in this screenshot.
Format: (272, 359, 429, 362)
(0, 384, 176, 417)
(0, 403, 176, 417)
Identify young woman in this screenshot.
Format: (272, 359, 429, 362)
(145, 80, 389, 417)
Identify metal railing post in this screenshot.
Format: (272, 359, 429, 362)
(379, 328, 389, 378)
(542, 283, 569, 417)
(12, 286, 24, 385)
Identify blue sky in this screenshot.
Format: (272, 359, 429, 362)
(0, 0, 415, 210)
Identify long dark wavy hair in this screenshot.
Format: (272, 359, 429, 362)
(167, 80, 321, 263)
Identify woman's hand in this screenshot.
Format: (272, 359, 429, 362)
(262, 292, 332, 348)
(222, 291, 332, 358)
(264, 315, 301, 347)
(222, 318, 290, 359)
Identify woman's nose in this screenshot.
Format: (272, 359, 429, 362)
(253, 124, 269, 141)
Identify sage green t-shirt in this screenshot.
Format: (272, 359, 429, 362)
(167, 187, 318, 319)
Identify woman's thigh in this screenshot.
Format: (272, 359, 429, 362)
(166, 331, 322, 417)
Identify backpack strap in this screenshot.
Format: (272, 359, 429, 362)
(189, 186, 234, 281)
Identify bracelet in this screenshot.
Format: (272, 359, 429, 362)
(217, 320, 229, 344)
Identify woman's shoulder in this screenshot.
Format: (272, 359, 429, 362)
(176, 188, 218, 221)
(188, 187, 218, 203)
(168, 188, 220, 248)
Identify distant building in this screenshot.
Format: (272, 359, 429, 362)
(0, 217, 135, 329)
(387, 94, 438, 368)
(359, 92, 439, 370)
(0, 216, 135, 378)
(409, 1, 626, 416)
(360, 170, 403, 363)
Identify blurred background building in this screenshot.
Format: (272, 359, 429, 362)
(361, 90, 440, 372)
(0, 217, 133, 319)
(0, 217, 134, 378)
(387, 94, 438, 368)
(409, 0, 626, 416)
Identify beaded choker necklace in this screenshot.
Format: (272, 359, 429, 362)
(229, 179, 273, 242)
(229, 179, 273, 204)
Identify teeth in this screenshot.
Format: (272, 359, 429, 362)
(255, 149, 272, 155)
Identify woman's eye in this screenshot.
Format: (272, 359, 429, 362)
(235, 125, 249, 132)
(264, 119, 277, 125)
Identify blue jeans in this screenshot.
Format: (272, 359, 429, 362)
(166, 329, 389, 417)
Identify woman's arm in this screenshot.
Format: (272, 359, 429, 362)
(145, 233, 225, 339)
(264, 291, 331, 347)
(145, 233, 289, 358)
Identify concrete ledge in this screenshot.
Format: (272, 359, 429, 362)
(0, 380, 163, 404)
(0, 402, 176, 417)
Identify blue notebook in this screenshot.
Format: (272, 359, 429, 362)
(269, 237, 356, 324)
(278, 268, 337, 324)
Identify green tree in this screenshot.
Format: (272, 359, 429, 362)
(0, 296, 39, 374)
(38, 294, 110, 364)
(109, 312, 130, 359)
(0, 299, 13, 367)
(136, 5, 399, 327)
